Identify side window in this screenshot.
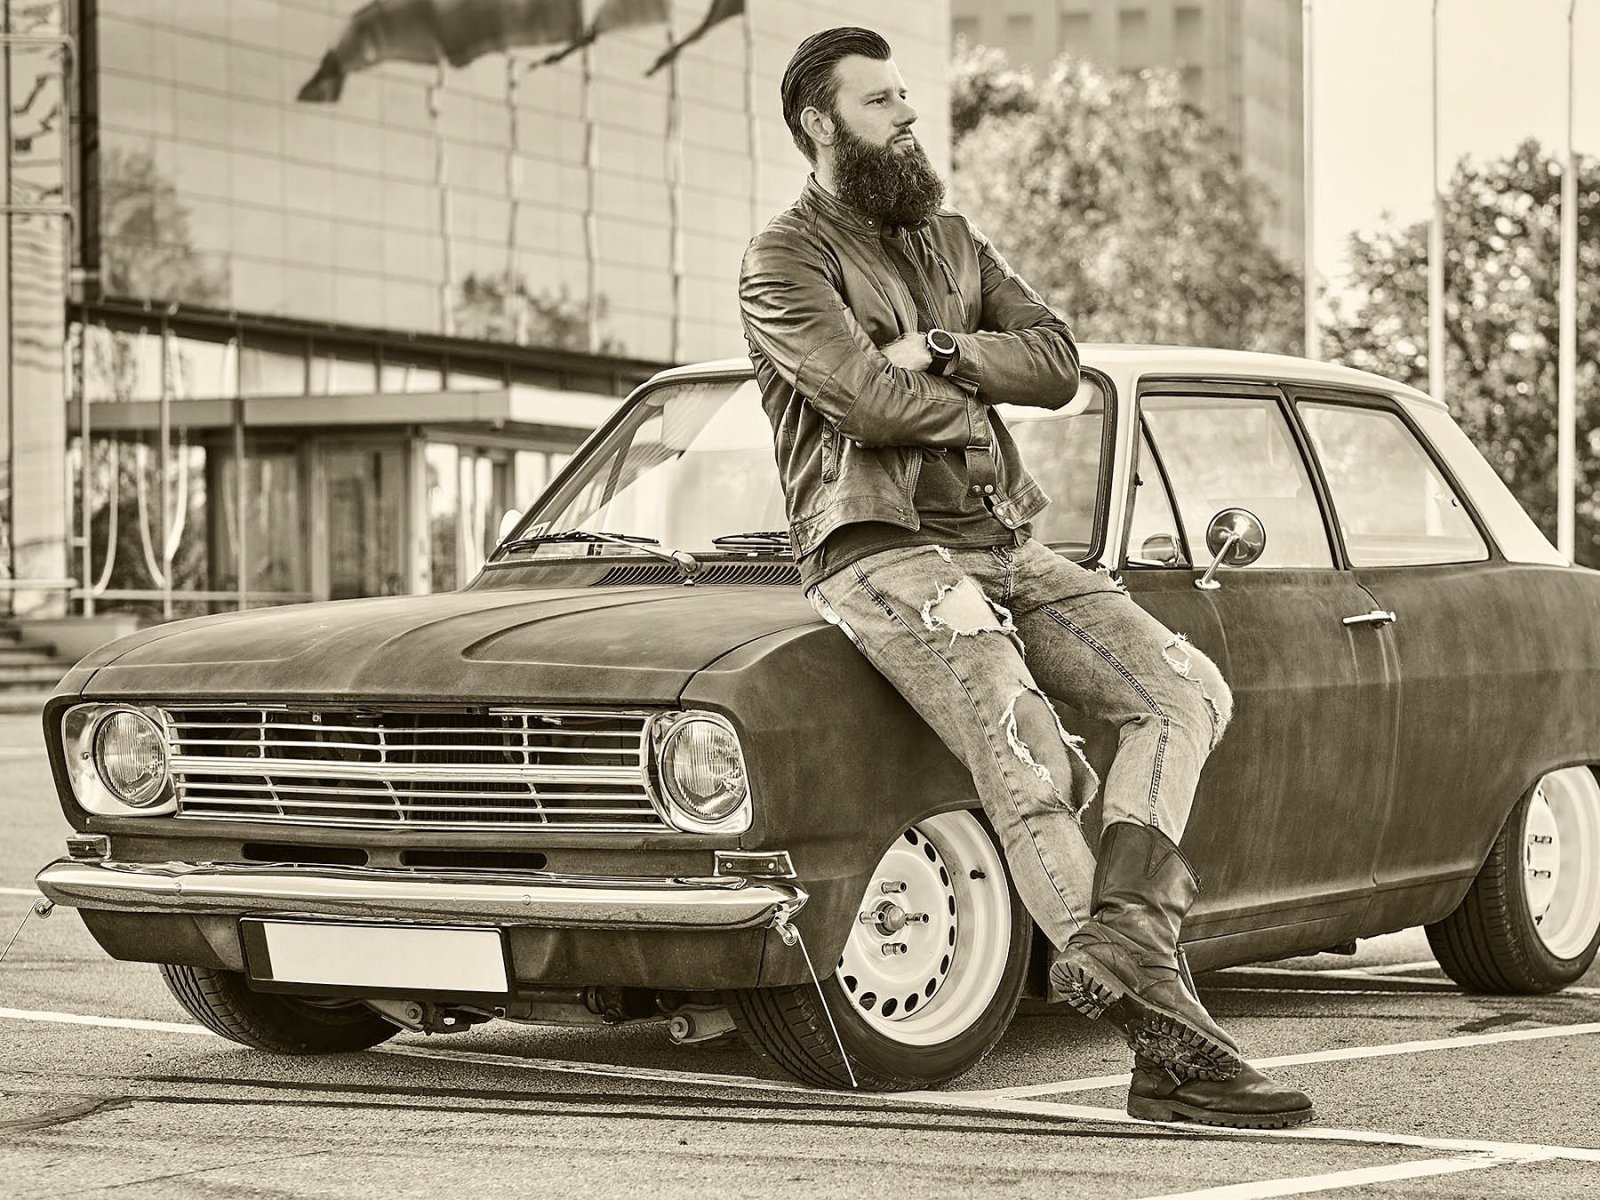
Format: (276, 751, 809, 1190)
(1299, 402, 1489, 566)
(1126, 426, 1188, 567)
(1142, 394, 1333, 569)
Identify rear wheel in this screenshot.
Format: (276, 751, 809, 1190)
(160, 964, 399, 1053)
(1426, 766, 1600, 993)
(728, 810, 1030, 1091)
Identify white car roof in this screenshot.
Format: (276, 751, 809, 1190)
(646, 344, 1442, 410)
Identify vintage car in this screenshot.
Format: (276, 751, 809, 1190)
(36, 345, 1600, 1091)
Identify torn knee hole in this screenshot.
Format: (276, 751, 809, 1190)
(1001, 684, 1096, 816)
(1162, 634, 1230, 748)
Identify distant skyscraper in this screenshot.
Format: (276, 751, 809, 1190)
(950, 0, 1305, 266)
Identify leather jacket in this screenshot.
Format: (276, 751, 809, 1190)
(738, 176, 1081, 559)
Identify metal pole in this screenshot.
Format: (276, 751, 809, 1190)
(664, 15, 685, 363)
(1428, 0, 1446, 404)
(158, 325, 172, 619)
(429, 65, 456, 337)
(582, 45, 599, 354)
(1556, 0, 1578, 560)
(77, 322, 91, 616)
(233, 395, 246, 610)
(505, 55, 525, 344)
(1301, 0, 1317, 359)
(744, 3, 761, 239)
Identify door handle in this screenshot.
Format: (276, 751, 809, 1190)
(1341, 610, 1397, 627)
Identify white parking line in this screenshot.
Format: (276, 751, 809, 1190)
(1218, 965, 1454, 987)
(970, 1019, 1600, 1099)
(0, 1006, 208, 1036)
(0, 886, 41, 897)
(1133, 1150, 1559, 1200)
(3, 1004, 1598, 1174)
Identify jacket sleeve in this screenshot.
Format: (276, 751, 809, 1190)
(739, 226, 990, 449)
(945, 217, 1080, 410)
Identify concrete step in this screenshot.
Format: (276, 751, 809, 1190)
(0, 689, 54, 713)
(0, 662, 71, 686)
(0, 646, 63, 667)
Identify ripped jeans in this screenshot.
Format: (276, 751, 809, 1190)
(807, 536, 1232, 950)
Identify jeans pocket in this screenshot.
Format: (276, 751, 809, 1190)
(806, 584, 862, 650)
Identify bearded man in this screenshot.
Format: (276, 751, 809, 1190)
(737, 26, 1314, 1129)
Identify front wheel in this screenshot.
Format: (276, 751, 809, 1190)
(728, 810, 1030, 1091)
(1426, 766, 1600, 993)
(160, 964, 399, 1053)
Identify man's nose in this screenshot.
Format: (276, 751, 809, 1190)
(895, 99, 918, 127)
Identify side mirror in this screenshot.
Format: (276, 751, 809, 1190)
(497, 508, 523, 542)
(1194, 508, 1266, 591)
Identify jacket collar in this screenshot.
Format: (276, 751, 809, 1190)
(801, 174, 928, 238)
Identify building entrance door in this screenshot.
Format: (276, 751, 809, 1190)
(320, 445, 408, 599)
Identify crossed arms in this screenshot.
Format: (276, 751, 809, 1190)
(738, 216, 1080, 449)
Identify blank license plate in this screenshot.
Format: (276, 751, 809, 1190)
(242, 920, 509, 993)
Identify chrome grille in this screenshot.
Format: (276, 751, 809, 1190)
(163, 706, 667, 832)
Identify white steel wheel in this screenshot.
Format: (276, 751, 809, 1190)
(1523, 767, 1600, 959)
(835, 811, 1012, 1046)
(1427, 766, 1600, 993)
(726, 809, 1030, 1091)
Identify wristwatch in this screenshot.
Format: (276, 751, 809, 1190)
(925, 327, 958, 376)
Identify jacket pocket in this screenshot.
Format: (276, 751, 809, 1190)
(821, 422, 839, 482)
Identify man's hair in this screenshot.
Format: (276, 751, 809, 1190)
(780, 27, 891, 163)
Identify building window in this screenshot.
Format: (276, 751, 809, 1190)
(1175, 5, 1203, 60)
(240, 339, 306, 398)
(1005, 13, 1034, 55)
(1118, 7, 1150, 69)
(1060, 10, 1092, 48)
(310, 344, 378, 396)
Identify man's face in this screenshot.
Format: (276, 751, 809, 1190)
(816, 55, 945, 225)
(826, 54, 919, 155)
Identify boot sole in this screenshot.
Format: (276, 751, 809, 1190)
(1050, 958, 1241, 1082)
(1127, 1094, 1316, 1129)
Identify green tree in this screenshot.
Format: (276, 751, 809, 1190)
(1323, 139, 1598, 566)
(951, 44, 1301, 354)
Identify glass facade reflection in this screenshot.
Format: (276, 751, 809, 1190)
(90, 0, 953, 362)
(5, 0, 952, 619)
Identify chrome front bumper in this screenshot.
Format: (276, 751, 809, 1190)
(34, 859, 806, 932)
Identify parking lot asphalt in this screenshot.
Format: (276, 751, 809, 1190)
(2, 712, 1597, 1198)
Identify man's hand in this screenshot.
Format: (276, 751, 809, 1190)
(881, 332, 932, 372)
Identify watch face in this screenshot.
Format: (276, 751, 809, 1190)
(928, 329, 957, 356)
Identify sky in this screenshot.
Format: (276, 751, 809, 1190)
(1312, 0, 1597, 287)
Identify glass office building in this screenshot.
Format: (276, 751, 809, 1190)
(1, 0, 951, 619)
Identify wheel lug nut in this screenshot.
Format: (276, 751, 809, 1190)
(881, 942, 908, 957)
(880, 880, 907, 894)
(903, 912, 930, 924)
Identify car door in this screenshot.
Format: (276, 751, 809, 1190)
(1127, 382, 1398, 950)
(1290, 389, 1526, 924)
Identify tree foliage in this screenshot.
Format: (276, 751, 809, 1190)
(453, 272, 624, 354)
(98, 148, 229, 305)
(950, 43, 1301, 354)
(1323, 139, 1598, 566)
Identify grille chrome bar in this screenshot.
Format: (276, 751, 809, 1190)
(163, 705, 667, 832)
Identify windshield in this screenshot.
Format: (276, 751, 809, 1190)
(501, 374, 1108, 560)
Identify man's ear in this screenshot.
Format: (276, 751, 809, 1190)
(800, 105, 837, 151)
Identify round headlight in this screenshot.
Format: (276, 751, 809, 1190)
(93, 710, 170, 807)
(659, 716, 748, 827)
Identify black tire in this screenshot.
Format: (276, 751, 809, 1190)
(1426, 775, 1600, 993)
(160, 964, 399, 1053)
(727, 811, 1031, 1091)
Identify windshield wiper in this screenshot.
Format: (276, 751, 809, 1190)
(711, 530, 792, 555)
(500, 529, 701, 584)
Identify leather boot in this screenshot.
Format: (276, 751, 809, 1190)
(1127, 1056, 1315, 1128)
(1048, 820, 1242, 1080)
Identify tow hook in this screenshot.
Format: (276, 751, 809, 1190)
(665, 1003, 737, 1045)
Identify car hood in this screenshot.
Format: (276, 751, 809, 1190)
(78, 585, 819, 706)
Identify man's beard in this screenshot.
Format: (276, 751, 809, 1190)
(831, 121, 945, 227)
